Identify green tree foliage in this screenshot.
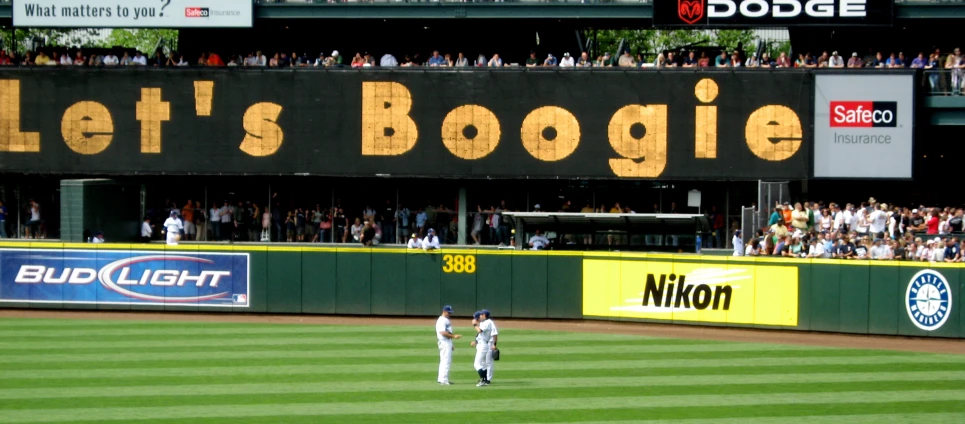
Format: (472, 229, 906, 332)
(0, 27, 177, 55)
(591, 29, 758, 60)
(0, 27, 101, 54)
(97, 29, 178, 54)
(713, 29, 758, 52)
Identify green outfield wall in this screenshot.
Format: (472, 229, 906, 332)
(0, 242, 960, 339)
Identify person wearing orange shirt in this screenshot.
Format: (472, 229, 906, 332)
(182, 200, 196, 241)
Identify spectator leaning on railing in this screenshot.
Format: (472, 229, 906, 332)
(740, 198, 965, 262)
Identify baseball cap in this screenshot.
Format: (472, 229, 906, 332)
(564, 52, 570, 57)
(428, 228, 435, 233)
(443, 305, 454, 313)
(481, 309, 491, 317)
(332, 50, 339, 56)
(473, 311, 481, 320)
(852, 52, 858, 57)
(534, 204, 541, 209)
(912, 209, 919, 214)
(832, 51, 838, 55)
(170, 211, 177, 216)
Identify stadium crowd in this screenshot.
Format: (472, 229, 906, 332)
(0, 46, 962, 74)
(734, 198, 965, 262)
(5, 193, 963, 260)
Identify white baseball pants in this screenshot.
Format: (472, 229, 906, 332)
(437, 341, 452, 383)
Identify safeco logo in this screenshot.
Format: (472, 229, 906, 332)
(830, 101, 897, 128)
(185, 7, 210, 18)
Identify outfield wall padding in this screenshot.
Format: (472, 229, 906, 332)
(0, 243, 960, 338)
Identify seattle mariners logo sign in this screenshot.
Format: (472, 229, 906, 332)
(677, 0, 705, 24)
(905, 269, 953, 331)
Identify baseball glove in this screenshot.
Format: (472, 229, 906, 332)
(492, 348, 500, 361)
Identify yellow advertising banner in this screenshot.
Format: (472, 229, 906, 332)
(582, 258, 798, 326)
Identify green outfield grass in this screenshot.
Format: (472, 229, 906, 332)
(0, 318, 964, 423)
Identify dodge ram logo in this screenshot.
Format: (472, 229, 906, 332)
(678, 0, 705, 24)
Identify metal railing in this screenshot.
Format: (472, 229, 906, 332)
(921, 69, 965, 96)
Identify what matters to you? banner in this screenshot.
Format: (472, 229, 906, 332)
(13, 0, 253, 28)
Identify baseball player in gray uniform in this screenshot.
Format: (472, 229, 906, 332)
(471, 310, 495, 386)
(482, 309, 498, 383)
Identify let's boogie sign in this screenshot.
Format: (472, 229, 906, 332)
(0, 249, 250, 306)
(654, 0, 894, 27)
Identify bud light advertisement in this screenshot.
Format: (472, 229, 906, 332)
(0, 249, 250, 307)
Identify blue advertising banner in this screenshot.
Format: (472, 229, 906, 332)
(0, 249, 250, 307)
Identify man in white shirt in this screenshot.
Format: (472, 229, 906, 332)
(219, 201, 233, 241)
(209, 204, 222, 240)
(132, 52, 148, 66)
(102, 53, 119, 66)
(559, 52, 575, 67)
(380, 53, 398, 67)
(163, 211, 183, 245)
(140, 216, 153, 243)
(406, 233, 421, 248)
(471, 310, 495, 386)
(422, 228, 441, 251)
(829, 51, 845, 68)
(807, 237, 827, 258)
(91, 231, 105, 243)
(870, 239, 891, 260)
(435, 305, 461, 385)
(732, 230, 744, 256)
(528, 229, 549, 250)
(869, 204, 888, 239)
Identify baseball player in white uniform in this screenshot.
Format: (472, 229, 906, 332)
(162, 211, 184, 246)
(481, 309, 498, 383)
(435, 305, 461, 385)
(471, 310, 495, 386)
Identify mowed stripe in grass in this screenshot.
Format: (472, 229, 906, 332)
(3, 376, 965, 410)
(38, 403, 965, 424)
(0, 348, 900, 372)
(0, 342, 829, 366)
(3, 354, 961, 381)
(1, 318, 963, 423)
(10, 362, 965, 390)
(4, 390, 965, 423)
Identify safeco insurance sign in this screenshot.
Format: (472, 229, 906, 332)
(582, 259, 798, 326)
(13, 0, 253, 28)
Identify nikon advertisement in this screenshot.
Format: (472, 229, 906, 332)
(582, 258, 800, 326)
(0, 69, 810, 180)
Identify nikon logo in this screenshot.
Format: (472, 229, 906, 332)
(642, 273, 733, 310)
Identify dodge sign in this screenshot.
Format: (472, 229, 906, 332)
(654, 0, 894, 27)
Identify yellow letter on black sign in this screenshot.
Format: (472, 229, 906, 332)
(136, 88, 170, 154)
(607, 105, 667, 178)
(745, 105, 802, 161)
(61, 101, 114, 155)
(0, 80, 41, 152)
(362, 82, 418, 156)
(240, 102, 284, 157)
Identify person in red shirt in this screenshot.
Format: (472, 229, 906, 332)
(926, 208, 940, 235)
(206, 52, 225, 67)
